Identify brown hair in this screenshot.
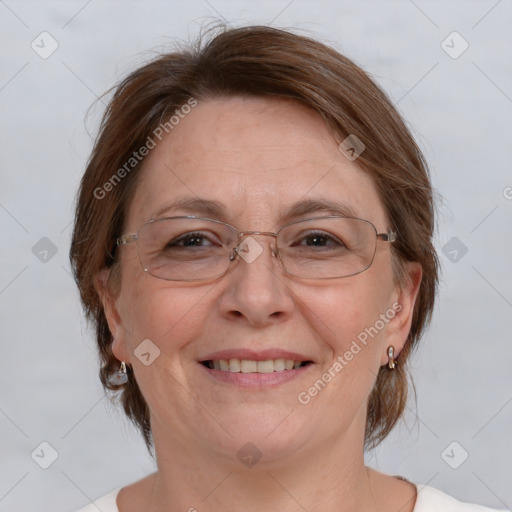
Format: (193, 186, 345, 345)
(70, 24, 439, 454)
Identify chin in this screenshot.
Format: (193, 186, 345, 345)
(198, 410, 314, 465)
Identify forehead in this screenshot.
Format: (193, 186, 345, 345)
(126, 96, 388, 231)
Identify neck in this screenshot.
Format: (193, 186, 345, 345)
(146, 418, 380, 512)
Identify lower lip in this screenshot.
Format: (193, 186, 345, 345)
(199, 363, 313, 388)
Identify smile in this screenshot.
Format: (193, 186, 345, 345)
(201, 358, 313, 373)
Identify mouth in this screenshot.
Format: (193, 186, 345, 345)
(200, 358, 313, 373)
(197, 349, 315, 387)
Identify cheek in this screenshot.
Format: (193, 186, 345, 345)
(116, 255, 211, 354)
(303, 271, 392, 362)
(293, 282, 391, 423)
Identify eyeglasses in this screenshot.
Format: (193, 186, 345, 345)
(116, 215, 397, 281)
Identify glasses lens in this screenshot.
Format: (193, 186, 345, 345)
(277, 217, 377, 278)
(135, 218, 237, 281)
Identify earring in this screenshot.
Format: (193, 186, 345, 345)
(387, 346, 396, 370)
(109, 361, 128, 385)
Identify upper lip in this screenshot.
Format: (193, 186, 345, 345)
(199, 349, 314, 362)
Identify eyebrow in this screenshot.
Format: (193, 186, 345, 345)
(151, 197, 360, 223)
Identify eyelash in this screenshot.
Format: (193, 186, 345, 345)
(167, 231, 220, 248)
(166, 230, 345, 249)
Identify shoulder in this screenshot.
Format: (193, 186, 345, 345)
(72, 487, 121, 512)
(414, 485, 507, 512)
(73, 471, 157, 511)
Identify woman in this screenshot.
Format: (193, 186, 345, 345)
(70, 25, 503, 512)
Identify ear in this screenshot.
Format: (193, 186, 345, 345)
(94, 268, 131, 363)
(380, 261, 423, 365)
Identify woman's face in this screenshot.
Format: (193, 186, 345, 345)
(104, 96, 421, 462)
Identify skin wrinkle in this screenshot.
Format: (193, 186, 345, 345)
(103, 96, 421, 512)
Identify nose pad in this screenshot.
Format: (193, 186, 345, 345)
(229, 238, 278, 264)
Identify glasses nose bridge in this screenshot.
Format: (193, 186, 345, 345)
(235, 230, 279, 258)
(238, 229, 278, 238)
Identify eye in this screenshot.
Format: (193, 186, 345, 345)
(294, 230, 346, 249)
(165, 231, 221, 249)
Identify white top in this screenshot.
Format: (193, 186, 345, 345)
(74, 484, 507, 511)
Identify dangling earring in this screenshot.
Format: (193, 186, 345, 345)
(109, 361, 128, 385)
(387, 346, 396, 370)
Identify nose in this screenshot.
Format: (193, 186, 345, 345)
(218, 234, 295, 327)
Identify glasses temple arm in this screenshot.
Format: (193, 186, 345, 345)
(117, 234, 138, 246)
(377, 231, 397, 243)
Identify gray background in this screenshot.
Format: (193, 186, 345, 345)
(1, 1, 511, 511)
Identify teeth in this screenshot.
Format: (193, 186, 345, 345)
(241, 360, 257, 373)
(228, 358, 240, 372)
(257, 360, 274, 373)
(274, 358, 285, 371)
(208, 358, 307, 373)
